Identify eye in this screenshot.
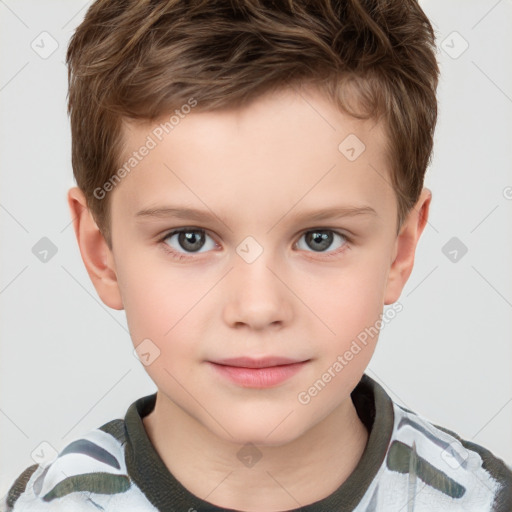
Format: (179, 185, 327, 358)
(295, 229, 349, 257)
(158, 227, 351, 261)
(160, 228, 217, 260)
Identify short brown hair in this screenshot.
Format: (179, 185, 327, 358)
(66, 0, 439, 249)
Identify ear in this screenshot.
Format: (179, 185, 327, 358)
(67, 187, 124, 310)
(384, 187, 432, 305)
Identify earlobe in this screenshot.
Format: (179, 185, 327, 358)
(383, 188, 432, 305)
(67, 187, 124, 310)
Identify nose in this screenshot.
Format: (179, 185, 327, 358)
(222, 250, 293, 331)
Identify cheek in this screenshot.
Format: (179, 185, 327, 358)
(313, 257, 389, 326)
(120, 268, 205, 392)
(116, 254, 203, 349)
(306, 255, 390, 365)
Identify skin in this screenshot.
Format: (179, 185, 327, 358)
(68, 84, 431, 511)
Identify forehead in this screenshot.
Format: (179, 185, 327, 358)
(111, 86, 395, 229)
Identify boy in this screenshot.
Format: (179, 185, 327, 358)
(3, 0, 511, 510)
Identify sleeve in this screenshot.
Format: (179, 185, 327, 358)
(2, 464, 39, 511)
(433, 423, 512, 512)
(1, 463, 120, 512)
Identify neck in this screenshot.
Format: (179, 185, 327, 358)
(143, 392, 369, 512)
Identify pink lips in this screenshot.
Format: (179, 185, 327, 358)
(208, 356, 309, 388)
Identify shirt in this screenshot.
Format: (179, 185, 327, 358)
(3, 373, 512, 511)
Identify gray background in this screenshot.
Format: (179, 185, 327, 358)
(1, 0, 511, 498)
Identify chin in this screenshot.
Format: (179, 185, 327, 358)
(211, 417, 306, 448)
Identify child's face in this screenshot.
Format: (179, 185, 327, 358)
(97, 85, 427, 444)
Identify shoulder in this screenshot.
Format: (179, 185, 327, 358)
(2, 419, 156, 512)
(379, 401, 512, 511)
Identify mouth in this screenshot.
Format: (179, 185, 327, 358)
(207, 356, 310, 388)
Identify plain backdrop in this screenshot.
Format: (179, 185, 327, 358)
(1, 0, 511, 499)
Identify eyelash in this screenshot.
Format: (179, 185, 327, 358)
(157, 227, 352, 262)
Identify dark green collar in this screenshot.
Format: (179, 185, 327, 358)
(124, 373, 394, 511)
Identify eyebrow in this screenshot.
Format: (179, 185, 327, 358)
(135, 204, 378, 223)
